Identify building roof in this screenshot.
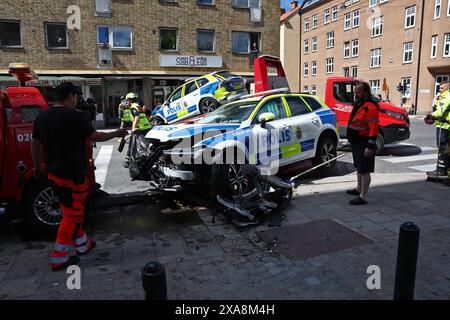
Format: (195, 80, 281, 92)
(280, 5, 302, 23)
(301, 0, 326, 12)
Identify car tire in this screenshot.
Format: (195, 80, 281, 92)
(20, 179, 61, 235)
(375, 134, 385, 156)
(199, 98, 219, 114)
(313, 136, 338, 170)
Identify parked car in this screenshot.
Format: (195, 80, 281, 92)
(138, 91, 338, 197)
(151, 71, 247, 125)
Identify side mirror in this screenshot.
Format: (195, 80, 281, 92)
(258, 112, 275, 129)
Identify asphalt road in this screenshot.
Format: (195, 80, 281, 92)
(94, 117, 438, 196)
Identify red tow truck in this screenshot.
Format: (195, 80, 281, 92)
(325, 77, 410, 154)
(0, 63, 95, 233)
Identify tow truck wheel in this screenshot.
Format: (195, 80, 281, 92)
(199, 98, 219, 114)
(21, 179, 61, 235)
(375, 134, 385, 156)
(313, 136, 337, 170)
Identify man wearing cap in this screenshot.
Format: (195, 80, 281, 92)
(31, 82, 127, 271)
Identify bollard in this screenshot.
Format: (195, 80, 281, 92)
(393, 222, 420, 300)
(142, 261, 167, 300)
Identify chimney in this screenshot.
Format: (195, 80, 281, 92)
(280, 8, 286, 15)
(290, 1, 299, 10)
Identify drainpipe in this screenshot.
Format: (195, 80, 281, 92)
(414, 0, 425, 115)
(299, 10, 302, 92)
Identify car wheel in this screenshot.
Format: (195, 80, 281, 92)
(212, 163, 254, 198)
(199, 98, 219, 114)
(375, 134, 385, 156)
(313, 136, 337, 169)
(21, 179, 61, 235)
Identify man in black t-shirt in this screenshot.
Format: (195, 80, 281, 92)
(32, 82, 127, 271)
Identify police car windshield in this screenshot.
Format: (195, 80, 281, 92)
(197, 101, 256, 124)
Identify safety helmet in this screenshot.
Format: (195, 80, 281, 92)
(126, 92, 138, 100)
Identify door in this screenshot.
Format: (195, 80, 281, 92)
(165, 86, 183, 123)
(251, 97, 296, 170)
(107, 96, 121, 125)
(178, 80, 200, 121)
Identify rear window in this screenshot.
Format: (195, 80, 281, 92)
(20, 105, 43, 122)
(302, 96, 324, 111)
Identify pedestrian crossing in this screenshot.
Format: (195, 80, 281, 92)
(93, 145, 114, 187)
(379, 143, 437, 173)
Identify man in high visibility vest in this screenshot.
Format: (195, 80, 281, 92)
(425, 82, 450, 177)
(123, 92, 153, 168)
(118, 96, 132, 130)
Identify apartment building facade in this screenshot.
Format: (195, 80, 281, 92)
(281, 0, 450, 114)
(0, 0, 279, 125)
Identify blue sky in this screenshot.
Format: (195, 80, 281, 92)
(280, 0, 302, 11)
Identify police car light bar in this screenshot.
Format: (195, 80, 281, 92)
(239, 87, 291, 100)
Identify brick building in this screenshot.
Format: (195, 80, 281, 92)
(281, 0, 450, 114)
(0, 0, 279, 125)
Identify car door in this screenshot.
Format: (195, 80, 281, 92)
(251, 97, 295, 169)
(283, 95, 321, 161)
(178, 80, 200, 121)
(165, 86, 183, 123)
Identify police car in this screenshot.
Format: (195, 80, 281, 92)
(151, 71, 246, 125)
(143, 90, 338, 196)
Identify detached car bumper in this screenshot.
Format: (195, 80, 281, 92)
(382, 124, 410, 144)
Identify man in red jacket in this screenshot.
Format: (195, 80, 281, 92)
(346, 82, 380, 205)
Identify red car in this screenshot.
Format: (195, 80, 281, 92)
(325, 77, 410, 154)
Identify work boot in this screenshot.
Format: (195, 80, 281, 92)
(426, 168, 447, 177)
(51, 256, 80, 272)
(77, 240, 96, 256)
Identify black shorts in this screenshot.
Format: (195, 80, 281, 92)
(351, 140, 375, 174)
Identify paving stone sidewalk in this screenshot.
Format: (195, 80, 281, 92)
(0, 172, 449, 300)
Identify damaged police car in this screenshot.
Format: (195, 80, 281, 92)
(134, 92, 338, 197)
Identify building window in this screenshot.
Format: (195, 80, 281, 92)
(198, 0, 215, 5)
(351, 66, 358, 78)
(371, 16, 383, 37)
(303, 85, 309, 93)
(312, 15, 318, 29)
(332, 6, 338, 21)
(370, 48, 382, 68)
(326, 57, 334, 74)
(405, 6, 416, 28)
(304, 39, 309, 54)
(352, 39, 359, 57)
(312, 61, 317, 76)
(352, 10, 360, 28)
(369, 0, 377, 7)
(94, 0, 111, 16)
(403, 42, 413, 63)
(312, 36, 318, 52)
(159, 28, 178, 51)
(380, 0, 388, 3)
(197, 30, 215, 52)
(343, 67, 350, 77)
(344, 13, 351, 30)
(447, 0, 450, 16)
(0, 20, 22, 47)
(444, 33, 450, 57)
(343, 41, 350, 58)
(232, 0, 260, 8)
(431, 35, 438, 59)
(45, 23, 68, 49)
(326, 32, 334, 48)
(401, 77, 412, 98)
(97, 26, 133, 49)
(434, 0, 441, 19)
(304, 63, 309, 77)
(311, 85, 317, 95)
(305, 17, 310, 31)
(369, 80, 381, 95)
(232, 31, 260, 54)
(324, 9, 330, 24)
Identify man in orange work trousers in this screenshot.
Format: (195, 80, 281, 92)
(31, 83, 127, 271)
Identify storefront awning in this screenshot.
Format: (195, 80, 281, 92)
(0, 75, 102, 86)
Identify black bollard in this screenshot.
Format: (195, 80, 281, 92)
(394, 222, 420, 300)
(142, 261, 167, 300)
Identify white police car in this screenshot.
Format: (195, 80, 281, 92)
(151, 71, 246, 125)
(143, 91, 338, 196)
